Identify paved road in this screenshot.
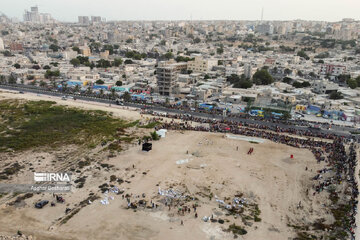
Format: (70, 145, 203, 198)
(0, 84, 355, 139)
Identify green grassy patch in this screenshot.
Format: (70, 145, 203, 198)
(138, 121, 160, 129)
(0, 99, 132, 152)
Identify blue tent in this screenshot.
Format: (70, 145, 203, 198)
(199, 103, 214, 110)
(307, 105, 321, 114)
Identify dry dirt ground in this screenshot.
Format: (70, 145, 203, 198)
(0, 90, 331, 240)
(0, 131, 329, 240)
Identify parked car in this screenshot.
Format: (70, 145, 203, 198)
(35, 200, 49, 209)
(115, 99, 124, 105)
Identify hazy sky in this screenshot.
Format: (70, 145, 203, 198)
(1, 0, 359, 22)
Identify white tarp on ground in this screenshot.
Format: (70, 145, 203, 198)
(156, 129, 167, 138)
(176, 159, 190, 165)
(226, 134, 265, 143)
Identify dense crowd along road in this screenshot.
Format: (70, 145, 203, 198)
(0, 83, 356, 140)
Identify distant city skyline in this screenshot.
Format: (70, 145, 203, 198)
(1, 0, 360, 22)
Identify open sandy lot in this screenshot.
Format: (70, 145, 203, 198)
(0, 90, 333, 240)
(0, 129, 328, 240)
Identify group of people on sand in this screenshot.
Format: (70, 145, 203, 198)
(247, 147, 254, 155)
(311, 140, 358, 239)
(149, 112, 339, 141)
(149, 112, 359, 237)
(141, 107, 341, 131)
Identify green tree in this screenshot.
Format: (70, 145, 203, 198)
(13, 63, 21, 69)
(43, 65, 51, 70)
(150, 131, 160, 141)
(175, 56, 193, 62)
(70, 58, 81, 67)
(297, 50, 310, 60)
(8, 76, 16, 84)
(126, 39, 133, 43)
(96, 59, 111, 68)
(96, 79, 104, 85)
(113, 58, 123, 67)
(163, 52, 174, 60)
(356, 76, 360, 87)
(44, 70, 60, 79)
(216, 47, 224, 55)
(123, 91, 131, 102)
(252, 69, 274, 85)
(102, 45, 114, 55)
(282, 77, 292, 84)
(49, 44, 60, 52)
(329, 91, 343, 100)
(72, 46, 80, 54)
(194, 37, 201, 44)
(3, 50, 12, 57)
(0, 75, 6, 84)
(74, 85, 80, 92)
(338, 74, 351, 83)
(309, 72, 317, 78)
(86, 87, 92, 95)
(124, 59, 133, 65)
(111, 88, 116, 99)
(284, 68, 292, 75)
(227, 74, 253, 89)
(39, 80, 47, 87)
(292, 81, 306, 88)
(115, 81, 122, 86)
(347, 78, 357, 89)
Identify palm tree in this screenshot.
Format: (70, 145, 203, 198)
(0, 75, 5, 84)
(51, 80, 57, 89)
(39, 80, 47, 87)
(74, 84, 80, 93)
(111, 88, 116, 99)
(123, 91, 131, 102)
(86, 87, 92, 96)
(62, 83, 68, 92)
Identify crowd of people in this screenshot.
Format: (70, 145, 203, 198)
(147, 111, 341, 140)
(149, 111, 359, 239)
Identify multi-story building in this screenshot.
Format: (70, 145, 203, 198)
(256, 23, 274, 35)
(79, 46, 91, 57)
(78, 16, 90, 25)
(320, 64, 346, 76)
(10, 43, 23, 51)
(244, 63, 256, 79)
(187, 56, 217, 73)
(91, 16, 102, 23)
(23, 6, 54, 23)
(313, 79, 339, 94)
(156, 62, 187, 96)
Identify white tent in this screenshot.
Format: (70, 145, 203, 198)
(156, 129, 167, 138)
